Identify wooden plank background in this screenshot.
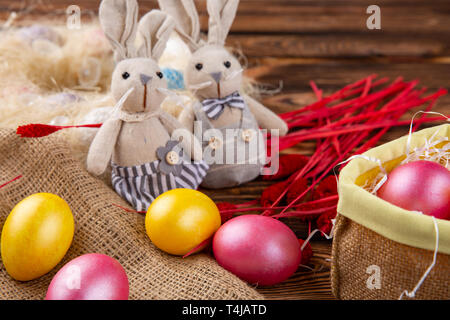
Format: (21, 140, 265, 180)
(0, 0, 449, 300)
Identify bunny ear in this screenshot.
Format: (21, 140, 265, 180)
(207, 0, 239, 45)
(99, 0, 139, 61)
(158, 0, 201, 52)
(137, 10, 175, 61)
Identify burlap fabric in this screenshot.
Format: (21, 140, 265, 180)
(331, 214, 450, 300)
(0, 129, 262, 300)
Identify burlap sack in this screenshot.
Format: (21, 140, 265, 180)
(0, 129, 263, 300)
(331, 124, 450, 300)
(331, 215, 450, 299)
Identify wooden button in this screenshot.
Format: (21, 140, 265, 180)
(165, 151, 180, 165)
(241, 129, 254, 142)
(208, 136, 222, 150)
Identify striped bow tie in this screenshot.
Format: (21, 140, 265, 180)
(202, 91, 245, 120)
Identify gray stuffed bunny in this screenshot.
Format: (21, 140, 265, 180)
(159, 0, 288, 189)
(87, 0, 207, 211)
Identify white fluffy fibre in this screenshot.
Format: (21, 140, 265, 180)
(0, 22, 196, 165)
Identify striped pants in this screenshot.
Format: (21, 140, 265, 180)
(111, 160, 209, 211)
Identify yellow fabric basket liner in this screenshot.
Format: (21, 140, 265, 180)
(338, 124, 450, 255)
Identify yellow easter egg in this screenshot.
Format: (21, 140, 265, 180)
(1, 193, 74, 281)
(145, 189, 221, 256)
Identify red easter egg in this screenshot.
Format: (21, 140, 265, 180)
(378, 160, 450, 220)
(46, 253, 129, 300)
(213, 215, 301, 286)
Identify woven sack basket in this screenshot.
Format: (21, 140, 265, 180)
(0, 129, 263, 300)
(331, 124, 450, 300)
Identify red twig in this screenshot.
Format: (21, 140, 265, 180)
(17, 123, 103, 138)
(112, 203, 146, 214)
(0, 175, 22, 189)
(182, 237, 213, 258)
(219, 194, 339, 215)
(271, 205, 337, 218)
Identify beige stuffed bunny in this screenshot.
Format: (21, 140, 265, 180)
(87, 0, 208, 211)
(159, 0, 288, 189)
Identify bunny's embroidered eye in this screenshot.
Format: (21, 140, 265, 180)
(156, 71, 163, 79)
(122, 72, 130, 80)
(195, 63, 203, 71)
(224, 61, 231, 68)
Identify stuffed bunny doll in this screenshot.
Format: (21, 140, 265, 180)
(159, 0, 288, 189)
(87, 0, 208, 211)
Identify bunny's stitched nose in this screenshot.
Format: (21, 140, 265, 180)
(140, 74, 152, 85)
(210, 72, 222, 83)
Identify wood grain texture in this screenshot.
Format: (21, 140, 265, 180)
(1, 0, 449, 58)
(249, 61, 450, 111)
(0, 0, 449, 300)
(229, 34, 449, 58)
(257, 241, 334, 300)
(3, 0, 450, 33)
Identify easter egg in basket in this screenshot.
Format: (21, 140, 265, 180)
(378, 160, 450, 220)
